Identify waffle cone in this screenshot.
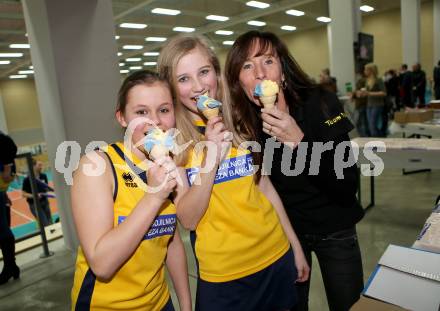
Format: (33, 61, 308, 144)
(202, 108, 220, 120)
(260, 95, 277, 108)
(149, 145, 169, 160)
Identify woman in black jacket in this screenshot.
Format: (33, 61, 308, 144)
(225, 30, 364, 311)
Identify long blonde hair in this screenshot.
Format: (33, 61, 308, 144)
(157, 34, 244, 166)
(365, 63, 379, 90)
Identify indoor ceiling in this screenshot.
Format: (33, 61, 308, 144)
(0, 0, 411, 80)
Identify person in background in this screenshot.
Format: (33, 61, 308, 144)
(319, 68, 338, 93)
(22, 160, 53, 227)
(384, 69, 400, 113)
(351, 71, 369, 137)
(0, 131, 20, 285)
(433, 60, 440, 100)
(359, 63, 387, 137)
(412, 63, 427, 108)
(399, 64, 413, 108)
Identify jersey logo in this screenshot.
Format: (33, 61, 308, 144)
(186, 153, 254, 186)
(122, 172, 138, 188)
(118, 214, 177, 240)
(324, 112, 347, 126)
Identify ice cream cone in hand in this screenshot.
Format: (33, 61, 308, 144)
(259, 95, 277, 109)
(144, 128, 174, 160)
(196, 92, 222, 120)
(254, 80, 279, 108)
(149, 144, 169, 160)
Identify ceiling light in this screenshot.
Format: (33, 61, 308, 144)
(360, 5, 374, 12)
(246, 1, 270, 9)
(206, 15, 229, 22)
(115, 36, 120, 40)
(316, 16, 331, 23)
(29, 65, 33, 69)
(151, 8, 181, 15)
(173, 26, 195, 32)
(281, 25, 297, 31)
(129, 66, 142, 70)
(122, 45, 143, 50)
(286, 9, 305, 16)
(10, 75, 27, 79)
(146, 37, 167, 42)
(0, 60, 11, 65)
(120, 70, 129, 74)
(126, 58, 142, 62)
(9, 44, 30, 49)
(144, 52, 160, 56)
(119, 63, 125, 66)
(18, 70, 34, 74)
(247, 20, 266, 26)
(119, 23, 147, 29)
(0, 53, 23, 57)
(215, 30, 234, 35)
(117, 52, 123, 56)
(223, 41, 234, 45)
(144, 62, 157, 66)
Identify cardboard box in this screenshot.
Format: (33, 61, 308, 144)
(429, 100, 440, 109)
(394, 109, 434, 123)
(351, 296, 408, 311)
(413, 203, 440, 253)
(363, 245, 440, 311)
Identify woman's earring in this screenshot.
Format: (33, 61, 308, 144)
(281, 79, 287, 90)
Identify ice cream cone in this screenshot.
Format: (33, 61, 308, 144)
(149, 144, 169, 160)
(202, 107, 220, 120)
(260, 95, 277, 108)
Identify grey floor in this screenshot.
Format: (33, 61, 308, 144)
(0, 168, 438, 311)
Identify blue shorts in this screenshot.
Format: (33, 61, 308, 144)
(195, 249, 298, 311)
(161, 297, 175, 311)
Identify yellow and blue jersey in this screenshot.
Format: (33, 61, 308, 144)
(187, 121, 290, 283)
(71, 142, 177, 311)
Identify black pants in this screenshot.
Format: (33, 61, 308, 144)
(0, 191, 16, 268)
(293, 227, 364, 311)
(414, 88, 425, 107)
(434, 86, 440, 100)
(29, 199, 52, 227)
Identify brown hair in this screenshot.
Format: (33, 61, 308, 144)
(225, 30, 316, 180)
(158, 34, 244, 166)
(116, 70, 169, 115)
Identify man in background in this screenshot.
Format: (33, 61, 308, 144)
(22, 160, 53, 227)
(434, 60, 440, 100)
(399, 64, 413, 107)
(412, 63, 427, 107)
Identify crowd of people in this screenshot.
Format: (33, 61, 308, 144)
(344, 61, 439, 137)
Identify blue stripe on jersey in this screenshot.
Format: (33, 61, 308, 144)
(118, 214, 177, 240)
(186, 153, 254, 186)
(101, 151, 118, 202)
(110, 144, 147, 183)
(75, 268, 96, 311)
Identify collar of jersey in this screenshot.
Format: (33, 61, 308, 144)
(193, 119, 206, 127)
(115, 142, 149, 170)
